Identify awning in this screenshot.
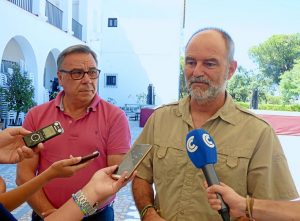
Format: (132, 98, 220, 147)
(259, 114, 300, 136)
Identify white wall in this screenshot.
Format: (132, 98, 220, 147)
(279, 135, 300, 195)
(0, 0, 83, 104)
(2, 39, 24, 62)
(99, 0, 183, 106)
(1, 0, 184, 107)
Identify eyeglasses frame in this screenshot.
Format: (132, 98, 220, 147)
(59, 68, 101, 80)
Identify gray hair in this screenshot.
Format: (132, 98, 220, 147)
(57, 44, 98, 69)
(186, 27, 235, 61)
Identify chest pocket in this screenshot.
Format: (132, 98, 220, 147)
(153, 145, 187, 183)
(215, 147, 252, 194)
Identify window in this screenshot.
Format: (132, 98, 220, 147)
(105, 74, 117, 87)
(108, 18, 118, 27)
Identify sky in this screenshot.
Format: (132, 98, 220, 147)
(183, 0, 300, 69)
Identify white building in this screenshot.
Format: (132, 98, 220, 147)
(99, 0, 182, 106)
(0, 0, 182, 125)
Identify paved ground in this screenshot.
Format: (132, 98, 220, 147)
(0, 120, 142, 221)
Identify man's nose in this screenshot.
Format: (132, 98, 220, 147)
(81, 72, 92, 82)
(193, 63, 204, 77)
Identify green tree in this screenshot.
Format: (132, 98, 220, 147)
(249, 33, 300, 84)
(227, 66, 273, 103)
(227, 66, 253, 102)
(249, 71, 273, 103)
(0, 65, 36, 125)
(179, 56, 188, 98)
(279, 59, 300, 104)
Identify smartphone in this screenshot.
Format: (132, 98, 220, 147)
(112, 144, 152, 179)
(72, 151, 100, 165)
(23, 121, 64, 148)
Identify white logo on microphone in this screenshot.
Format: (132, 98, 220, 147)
(186, 135, 198, 152)
(202, 133, 215, 148)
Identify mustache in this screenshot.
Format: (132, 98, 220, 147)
(188, 76, 210, 85)
(79, 87, 95, 92)
(80, 88, 94, 90)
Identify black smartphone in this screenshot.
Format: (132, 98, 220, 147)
(23, 121, 64, 148)
(112, 144, 152, 179)
(72, 151, 100, 165)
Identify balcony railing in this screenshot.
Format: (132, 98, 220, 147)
(8, 0, 83, 40)
(1, 60, 18, 74)
(72, 18, 83, 40)
(7, 0, 33, 13)
(45, 0, 63, 30)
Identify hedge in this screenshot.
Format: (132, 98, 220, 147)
(236, 102, 300, 112)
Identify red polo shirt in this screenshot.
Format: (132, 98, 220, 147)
(23, 91, 131, 208)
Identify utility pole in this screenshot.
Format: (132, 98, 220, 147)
(182, 0, 186, 29)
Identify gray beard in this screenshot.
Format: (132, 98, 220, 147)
(187, 79, 226, 104)
(186, 70, 229, 104)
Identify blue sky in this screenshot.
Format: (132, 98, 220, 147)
(183, 0, 300, 69)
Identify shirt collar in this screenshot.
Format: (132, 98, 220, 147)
(55, 91, 101, 113)
(177, 92, 238, 127)
(208, 92, 238, 126)
(178, 96, 194, 127)
(54, 91, 64, 111)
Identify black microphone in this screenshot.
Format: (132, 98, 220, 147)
(186, 129, 230, 221)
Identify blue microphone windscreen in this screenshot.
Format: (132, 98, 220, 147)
(186, 129, 217, 168)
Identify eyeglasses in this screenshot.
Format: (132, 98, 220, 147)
(59, 69, 101, 80)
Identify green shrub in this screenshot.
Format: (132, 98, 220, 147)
(236, 102, 250, 109)
(235, 101, 300, 111)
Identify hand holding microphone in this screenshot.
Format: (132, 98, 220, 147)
(186, 129, 230, 221)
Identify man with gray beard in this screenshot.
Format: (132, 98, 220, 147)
(131, 27, 298, 221)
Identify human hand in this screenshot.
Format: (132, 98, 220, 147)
(45, 157, 90, 180)
(205, 182, 246, 218)
(83, 165, 136, 203)
(0, 127, 44, 164)
(0, 176, 6, 193)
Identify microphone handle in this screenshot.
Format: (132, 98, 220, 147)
(202, 164, 230, 221)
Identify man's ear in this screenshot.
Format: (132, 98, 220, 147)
(57, 71, 63, 85)
(227, 60, 237, 80)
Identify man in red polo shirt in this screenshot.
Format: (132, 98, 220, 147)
(16, 44, 131, 221)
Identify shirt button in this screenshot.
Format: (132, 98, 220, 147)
(69, 120, 72, 124)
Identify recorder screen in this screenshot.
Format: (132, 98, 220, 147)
(43, 126, 56, 138)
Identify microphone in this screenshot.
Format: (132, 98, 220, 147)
(186, 129, 230, 221)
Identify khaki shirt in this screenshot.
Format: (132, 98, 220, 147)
(134, 95, 298, 221)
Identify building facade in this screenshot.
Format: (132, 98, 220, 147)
(0, 0, 182, 127)
(98, 0, 182, 106)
